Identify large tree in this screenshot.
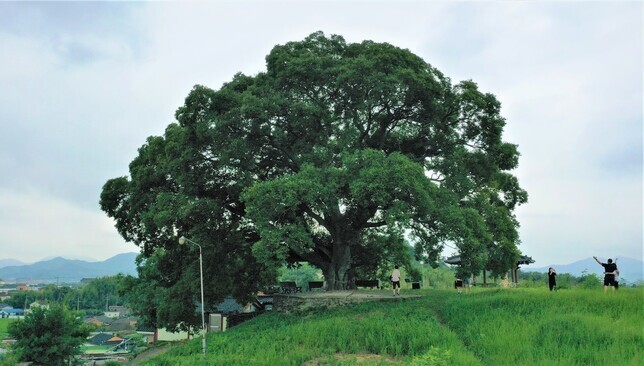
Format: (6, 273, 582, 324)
(8, 305, 90, 366)
(101, 32, 526, 308)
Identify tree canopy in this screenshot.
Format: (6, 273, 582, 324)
(8, 305, 90, 366)
(101, 32, 527, 328)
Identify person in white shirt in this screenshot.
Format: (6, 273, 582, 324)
(391, 266, 401, 296)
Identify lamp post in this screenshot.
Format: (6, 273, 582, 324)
(178, 236, 206, 356)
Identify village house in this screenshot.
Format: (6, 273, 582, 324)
(108, 305, 130, 317)
(84, 315, 113, 327)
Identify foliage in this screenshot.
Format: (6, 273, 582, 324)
(64, 275, 125, 311)
(4, 276, 125, 314)
(117, 252, 200, 332)
(577, 270, 602, 289)
(279, 262, 322, 289)
(0, 318, 15, 339)
(421, 263, 458, 289)
(8, 305, 91, 366)
(519, 270, 602, 290)
(0, 351, 19, 366)
(137, 288, 643, 365)
(409, 347, 453, 366)
(100, 32, 526, 327)
(4, 291, 29, 309)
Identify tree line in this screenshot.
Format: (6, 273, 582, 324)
(4, 276, 125, 314)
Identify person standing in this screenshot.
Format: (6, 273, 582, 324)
(613, 269, 620, 290)
(391, 266, 401, 296)
(463, 276, 472, 294)
(454, 276, 463, 294)
(548, 267, 557, 291)
(593, 256, 617, 292)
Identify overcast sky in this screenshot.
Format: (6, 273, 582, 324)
(0, 1, 641, 269)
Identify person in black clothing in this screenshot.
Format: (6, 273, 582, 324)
(548, 267, 557, 291)
(593, 256, 617, 292)
(454, 276, 464, 294)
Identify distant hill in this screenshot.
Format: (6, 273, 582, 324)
(0, 259, 28, 268)
(523, 256, 643, 284)
(0, 253, 138, 283)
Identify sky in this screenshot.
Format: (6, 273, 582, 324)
(0, 1, 641, 268)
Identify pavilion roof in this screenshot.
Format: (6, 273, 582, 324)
(444, 254, 535, 266)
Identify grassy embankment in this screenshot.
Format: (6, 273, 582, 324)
(139, 288, 643, 365)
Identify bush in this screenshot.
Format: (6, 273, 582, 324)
(409, 347, 453, 366)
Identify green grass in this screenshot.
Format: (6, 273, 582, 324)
(139, 288, 644, 365)
(0, 318, 16, 339)
(80, 345, 114, 354)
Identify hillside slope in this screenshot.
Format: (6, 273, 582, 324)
(135, 288, 643, 366)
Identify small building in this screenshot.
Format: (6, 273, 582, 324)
(215, 297, 263, 315)
(136, 328, 155, 344)
(104, 310, 120, 318)
(89, 332, 123, 346)
(1, 308, 24, 318)
(107, 317, 138, 333)
(16, 285, 30, 292)
(85, 315, 113, 327)
(108, 305, 130, 317)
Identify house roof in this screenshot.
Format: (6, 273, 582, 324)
(107, 317, 137, 331)
(3, 308, 24, 314)
(86, 315, 113, 325)
(89, 333, 114, 345)
(444, 255, 535, 266)
(215, 297, 244, 314)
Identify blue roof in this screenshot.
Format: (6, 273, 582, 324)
(3, 308, 24, 314)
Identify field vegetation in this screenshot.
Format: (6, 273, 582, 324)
(138, 288, 643, 365)
(0, 318, 15, 339)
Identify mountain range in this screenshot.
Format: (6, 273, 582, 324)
(0, 259, 27, 268)
(0, 253, 138, 283)
(523, 256, 643, 284)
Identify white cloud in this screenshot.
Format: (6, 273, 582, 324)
(0, 188, 138, 263)
(0, 1, 641, 266)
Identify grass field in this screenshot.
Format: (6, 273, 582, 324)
(0, 319, 16, 339)
(137, 288, 644, 365)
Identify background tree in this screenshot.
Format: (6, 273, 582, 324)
(101, 32, 527, 324)
(8, 305, 90, 366)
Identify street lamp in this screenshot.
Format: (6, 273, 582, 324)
(178, 236, 206, 356)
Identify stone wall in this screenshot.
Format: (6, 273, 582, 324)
(273, 292, 398, 313)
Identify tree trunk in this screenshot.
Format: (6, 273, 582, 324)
(323, 239, 353, 290)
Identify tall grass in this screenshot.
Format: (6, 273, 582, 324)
(140, 288, 643, 365)
(439, 288, 644, 365)
(143, 297, 481, 365)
